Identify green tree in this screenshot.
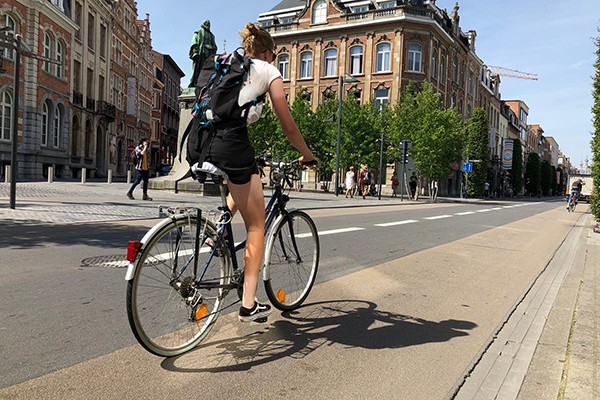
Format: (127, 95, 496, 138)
(590, 29, 600, 219)
(524, 153, 541, 196)
(465, 108, 490, 197)
(389, 82, 464, 190)
(509, 139, 524, 195)
(540, 160, 552, 196)
(550, 165, 557, 196)
(247, 103, 281, 157)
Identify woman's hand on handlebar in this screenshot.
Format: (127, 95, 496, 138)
(299, 156, 318, 168)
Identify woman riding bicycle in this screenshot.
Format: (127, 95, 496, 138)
(202, 23, 316, 322)
(567, 179, 584, 209)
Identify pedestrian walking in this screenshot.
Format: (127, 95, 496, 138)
(127, 138, 153, 201)
(345, 166, 356, 198)
(359, 165, 371, 199)
(409, 172, 418, 200)
(484, 181, 490, 198)
(391, 171, 399, 198)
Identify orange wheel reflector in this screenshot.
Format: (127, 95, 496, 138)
(277, 288, 286, 303)
(195, 304, 208, 322)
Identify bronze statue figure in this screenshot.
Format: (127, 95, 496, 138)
(188, 19, 217, 88)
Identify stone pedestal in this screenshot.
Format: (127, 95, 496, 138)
(148, 92, 219, 195)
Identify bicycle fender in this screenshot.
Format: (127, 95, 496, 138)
(125, 214, 192, 281)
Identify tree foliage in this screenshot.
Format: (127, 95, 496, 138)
(389, 82, 464, 184)
(540, 160, 552, 196)
(524, 153, 541, 196)
(590, 29, 600, 219)
(465, 108, 490, 197)
(510, 139, 524, 195)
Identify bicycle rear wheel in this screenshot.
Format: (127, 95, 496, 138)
(126, 215, 230, 357)
(264, 210, 319, 310)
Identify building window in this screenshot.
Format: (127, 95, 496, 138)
(73, 2, 82, 40)
(53, 106, 62, 148)
(352, 5, 368, 13)
(376, 43, 391, 72)
(407, 42, 422, 72)
(312, 0, 327, 24)
(468, 72, 473, 95)
(100, 23, 107, 58)
(1, 92, 12, 141)
(450, 95, 456, 109)
(349, 46, 363, 75)
(277, 53, 289, 80)
(42, 101, 50, 147)
(74, 60, 81, 92)
(87, 12, 95, 49)
(440, 55, 446, 81)
(431, 49, 437, 79)
(374, 88, 389, 109)
(452, 56, 458, 82)
(115, 39, 122, 65)
(2, 15, 16, 59)
(51, 0, 64, 11)
(380, 1, 395, 9)
(43, 33, 52, 73)
(56, 41, 64, 78)
(324, 48, 337, 77)
(300, 51, 313, 79)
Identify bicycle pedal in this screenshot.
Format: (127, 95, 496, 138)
(254, 317, 268, 323)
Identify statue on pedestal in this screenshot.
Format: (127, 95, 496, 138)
(188, 19, 217, 89)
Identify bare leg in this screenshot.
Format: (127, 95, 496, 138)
(227, 174, 265, 309)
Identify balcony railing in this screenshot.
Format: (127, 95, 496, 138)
(72, 92, 83, 107)
(97, 100, 116, 121)
(86, 97, 96, 112)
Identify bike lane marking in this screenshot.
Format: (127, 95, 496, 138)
(374, 219, 419, 227)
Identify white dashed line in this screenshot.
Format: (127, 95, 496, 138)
(424, 215, 453, 220)
(455, 211, 476, 216)
(311, 227, 365, 237)
(375, 219, 419, 227)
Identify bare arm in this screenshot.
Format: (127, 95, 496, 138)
(268, 77, 315, 163)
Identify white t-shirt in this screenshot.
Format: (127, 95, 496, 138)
(239, 58, 282, 124)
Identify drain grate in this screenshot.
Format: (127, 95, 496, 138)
(81, 254, 129, 268)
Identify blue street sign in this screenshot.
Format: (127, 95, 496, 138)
(462, 162, 473, 173)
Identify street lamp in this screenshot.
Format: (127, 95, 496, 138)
(0, 28, 21, 209)
(335, 74, 360, 196)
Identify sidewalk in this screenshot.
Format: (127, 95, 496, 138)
(1, 181, 597, 399)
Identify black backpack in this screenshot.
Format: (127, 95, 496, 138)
(180, 50, 266, 169)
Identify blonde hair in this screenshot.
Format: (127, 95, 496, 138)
(239, 22, 275, 56)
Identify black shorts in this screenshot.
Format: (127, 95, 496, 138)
(204, 125, 259, 185)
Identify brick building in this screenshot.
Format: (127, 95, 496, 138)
(0, 0, 183, 181)
(258, 0, 502, 195)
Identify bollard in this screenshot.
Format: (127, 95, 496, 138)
(48, 166, 54, 183)
(127, 170, 132, 184)
(107, 169, 113, 184)
(4, 165, 9, 183)
(81, 168, 87, 184)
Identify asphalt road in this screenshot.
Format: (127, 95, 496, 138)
(0, 198, 577, 399)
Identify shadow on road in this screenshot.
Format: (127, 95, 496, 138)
(160, 299, 477, 373)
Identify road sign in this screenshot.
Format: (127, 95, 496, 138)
(462, 162, 473, 173)
(127, 145, 134, 152)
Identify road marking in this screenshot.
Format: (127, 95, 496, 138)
(424, 215, 453, 220)
(490, 207, 503, 211)
(375, 219, 419, 227)
(455, 211, 476, 216)
(502, 205, 517, 208)
(316, 226, 365, 237)
(477, 209, 492, 213)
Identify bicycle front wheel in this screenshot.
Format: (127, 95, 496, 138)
(264, 210, 319, 310)
(126, 215, 230, 357)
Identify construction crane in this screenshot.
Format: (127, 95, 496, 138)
(487, 65, 538, 80)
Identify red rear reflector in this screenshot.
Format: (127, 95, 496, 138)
(126, 240, 142, 262)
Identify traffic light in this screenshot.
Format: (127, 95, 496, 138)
(402, 140, 410, 164)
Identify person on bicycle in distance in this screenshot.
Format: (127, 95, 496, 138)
(567, 178, 584, 208)
(207, 23, 317, 322)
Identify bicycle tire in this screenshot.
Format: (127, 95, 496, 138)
(126, 215, 230, 357)
(264, 210, 319, 311)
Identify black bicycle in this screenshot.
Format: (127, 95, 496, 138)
(125, 157, 320, 357)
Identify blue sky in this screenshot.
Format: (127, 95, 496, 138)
(136, 0, 600, 168)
